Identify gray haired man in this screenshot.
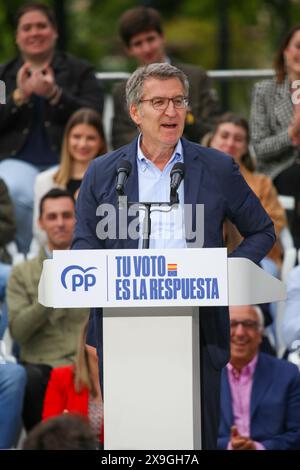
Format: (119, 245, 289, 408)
(73, 63, 275, 449)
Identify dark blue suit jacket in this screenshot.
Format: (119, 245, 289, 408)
(72, 137, 275, 449)
(73, 137, 275, 368)
(218, 353, 300, 450)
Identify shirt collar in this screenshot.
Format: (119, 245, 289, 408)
(227, 354, 258, 379)
(137, 134, 183, 168)
(44, 245, 53, 259)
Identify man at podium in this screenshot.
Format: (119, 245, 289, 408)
(72, 63, 275, 449)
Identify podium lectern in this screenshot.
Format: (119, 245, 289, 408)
(39, 248, 285, 450)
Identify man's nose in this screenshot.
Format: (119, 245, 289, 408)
(164, 100, 177, 115)
(141, 41, 152, 53)
(235, 323, 246, 335)
(56, 215, 65, 226)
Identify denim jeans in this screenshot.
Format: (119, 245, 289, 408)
(0, 263, 12, 339)
(0, 159, 39, 254)
(0, 362, 26, 448)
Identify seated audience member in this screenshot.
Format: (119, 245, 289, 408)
(33, 107, 107, 247)
(0, 178, 16, 262)
(282, 265, 300, 353)
(218, 305, 300, 450)
(0, 363, 26, 449)
(206, 113, 287, 348)
(43, 321, 103, 445)
(0, 178, 16, 338)
(206, 113, 287, 272)
(23, 414, 98, 450)
(7, 188, 89, 432)
(112, 6, 219, 148)
(250, 24, 300, 248)
(0, 2, 104, 253)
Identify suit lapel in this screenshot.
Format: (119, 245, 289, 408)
(181, 138, 204, 247)
(221, 368, 234, 429)
(250, 354, 273, 419)
(118, 139, 139, 249)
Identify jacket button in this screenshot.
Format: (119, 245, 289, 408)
(22, 128, 29, 135)
(11, 107, 17, 114)
(44, 121, 50, 127)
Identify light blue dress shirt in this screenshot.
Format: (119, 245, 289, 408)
(137, 135, 187, 249)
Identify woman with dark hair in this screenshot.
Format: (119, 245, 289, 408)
(206, 112, 287, 269)
(42, 321, 103, 446)
(250, 24, 300, 246)
(33, 107, 106, 246)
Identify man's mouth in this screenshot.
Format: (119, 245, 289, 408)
(161, 123, 177, 129)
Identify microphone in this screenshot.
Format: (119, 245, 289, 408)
(170, 162, 185, 200)
(116, 159, 132, 196)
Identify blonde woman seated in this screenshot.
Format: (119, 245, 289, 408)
(204, 112, 287, 272)
(33, 108, 107, 247)
(42, 321, 103, 446)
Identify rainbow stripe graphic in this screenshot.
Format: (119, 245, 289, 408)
(167, 263, 178, 277)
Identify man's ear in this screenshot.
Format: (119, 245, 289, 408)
(129, 103, 142, 126)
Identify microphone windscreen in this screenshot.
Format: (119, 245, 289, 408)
(170, 162, 185, 177)
(117, 159, 132, 175)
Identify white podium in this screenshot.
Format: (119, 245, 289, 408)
(39, 248, 285, 450)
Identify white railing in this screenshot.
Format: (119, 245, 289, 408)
(96, 69, 274, 83)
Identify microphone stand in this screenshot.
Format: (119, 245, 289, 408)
(170, 188, 179, 205)
(124, 199, 180, 250)
(141, 203, 152, 249)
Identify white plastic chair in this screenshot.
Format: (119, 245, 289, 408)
(278, 195, 295, 211)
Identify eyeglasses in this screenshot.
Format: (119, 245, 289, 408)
(139, 96, 189, 110)
(230, 320, 260, 330)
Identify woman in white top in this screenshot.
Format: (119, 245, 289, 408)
(33, 108, 107, 247)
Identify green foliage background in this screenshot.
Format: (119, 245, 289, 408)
(1, 0, 300, 115)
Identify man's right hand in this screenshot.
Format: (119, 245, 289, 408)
(230, 425, 256, 450)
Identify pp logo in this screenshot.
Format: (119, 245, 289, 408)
(61, 265, 97, 292)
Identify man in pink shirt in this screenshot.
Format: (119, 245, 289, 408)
(218, 305, 300, 450)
